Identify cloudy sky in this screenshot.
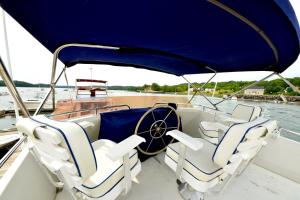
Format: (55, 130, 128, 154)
(0, 1, 299, 86)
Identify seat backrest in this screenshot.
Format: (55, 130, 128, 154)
(231, 104, 261, 122)
(212, 117, 269, 167)
(250, 106, 262, 121)
(16, 115, 97, 179)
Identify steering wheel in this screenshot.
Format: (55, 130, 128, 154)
(134, 105, 180, 155)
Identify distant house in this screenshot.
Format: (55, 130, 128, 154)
(244, 86, 265, 95)
(205, 88, 215, 93)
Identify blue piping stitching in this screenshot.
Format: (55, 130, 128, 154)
(212, 122, 243, 161)
(79, 159, 139, 198)
(82, 152, 137, 189)
(232, 104, 255, 122)
(75, 122, 98, 171)
(165, 154, 222, 182)
(232, 119, 270, 155)
(31, 118, 82, 177)
(167, 147, 221, 175)
(212, 119, 269, 163)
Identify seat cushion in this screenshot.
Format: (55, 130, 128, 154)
(232, 104, 255, 122)
(199, 121, 228, 138)
(80, 139, 140, 198)
(165, 139, 223, 182)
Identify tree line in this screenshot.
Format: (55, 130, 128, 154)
(1, 77, 300, 96)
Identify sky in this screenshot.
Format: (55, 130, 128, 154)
(0, 1, 300, 86)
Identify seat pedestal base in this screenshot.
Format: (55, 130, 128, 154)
(178, 182, 205, 200)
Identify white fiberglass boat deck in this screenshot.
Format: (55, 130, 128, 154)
(118, 153, 300, 200)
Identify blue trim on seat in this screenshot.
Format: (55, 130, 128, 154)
(31, 117, 82, 177)
(211, 122, 243, 162)
(212, 119, 270, 163)
(82, 151, 137, 189)
(165, 153, 222, 182)
(75, 122, 98, 170)
(232, 119, 270, 155)
(232, 104, 255, 122)
(79, 158, 139, 198)
(167, 147, 222, 175)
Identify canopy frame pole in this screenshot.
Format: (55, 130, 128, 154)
(275, 73, 300, 95)
(0, 57, 30, 117)
(36, 43, 120, 115)
(50, 44, 119, 110)
(34, 66, 66, 115)
(184, 67, 217, 104)
(63, 68, 73, 101)
(1, 9, 20, 118)
(213, 72, 276, 106)
(182, 67, 218, 110)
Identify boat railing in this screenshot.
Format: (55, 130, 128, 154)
(47, 104, 131, 118)
(0, 135, 27, 169)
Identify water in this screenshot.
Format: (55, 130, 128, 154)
(1, 87, 300, 141)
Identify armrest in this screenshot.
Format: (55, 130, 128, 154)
(106, 135, 145, 161)
(237, 139, 264, 152)
(166, 130, 203, 151)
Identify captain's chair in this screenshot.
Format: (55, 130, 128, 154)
(165, 118, 276, 200)
(199, 104, 262, 144)
(16, 115, 145, 200)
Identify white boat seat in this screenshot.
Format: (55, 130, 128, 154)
(81, 140, 139, 198)
(16, 115, 145, 200)
(199, 104, 262, 144)
(165, 139, 223, 182)
(165, 117, 273, 198)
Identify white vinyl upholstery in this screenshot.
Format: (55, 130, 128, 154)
(80, 140, 140, 198)
(165, 139, 223, 182)
(212, 118, 268, 167)
(165, 117, 273, 194)
(32, 115, 97, 178)
(231, 104, 256, 122)
(199, 104, 262, 144)
(16, 115, 142, 200)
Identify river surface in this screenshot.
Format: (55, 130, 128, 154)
(1, 87, 300, 142)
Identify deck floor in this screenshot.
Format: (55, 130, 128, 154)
(118, 153, 300, 200)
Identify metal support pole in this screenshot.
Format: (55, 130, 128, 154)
(0, 58, 30, 117)
(34, 67, 66, 115)
(214, 72, 276, 106)
(2, 9, 20, 118)
(276, 73, 300, 95)
(47, 43, 119, 112)
(184, 68, 217, 104)
(182, 70, 218, 110)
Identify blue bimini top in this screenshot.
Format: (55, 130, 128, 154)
(1, 0, 299, 75)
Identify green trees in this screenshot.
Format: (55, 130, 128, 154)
(1, 77, 300, 96)
(151, 83, 160, 91)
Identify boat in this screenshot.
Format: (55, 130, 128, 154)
(75, 78, 108, 98)
(0, 1, 300, 200)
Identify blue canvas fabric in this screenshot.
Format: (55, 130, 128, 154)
(99, 108, 180, 161)
(99, 108, 148, 143)
(1, 0, 299, 75)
